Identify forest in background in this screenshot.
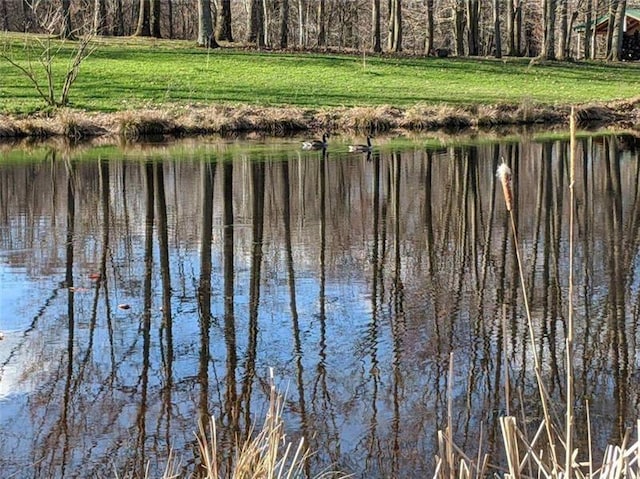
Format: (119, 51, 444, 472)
(0, 0, 637, 62)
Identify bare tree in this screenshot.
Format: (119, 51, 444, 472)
(167, 0, 173, 38)
(197, 0, 217, 47)
(425, 0, 434, 54)
(280, 0, 289, 48)
(591, 0, 602, 58)
(1, 4, 97, 107)
(608, 0, 627, 60)
(604, 0, 616, 55)
(216, 0, 233, 42)
(112, 0, 124, 36)
(94, 0, 107, 35)
(557, 0, 569, 60)
(494, 0, 502, 58)
(507, 0, 516, 54)
(60, 0, 73, 38)
(566, 0, 582, 59)
(584, 0, 594, 58)
(372, 0, 381, 52)
(151, 0, 161, 37)
(387, 0, 402, 52)
(514, 0, 522, 55)
(542, 0, 557, 59)
(466, 0, 480, 55)
(21, 0, 31, 27)
(455, 0, 465, 55)
(263, 0, 271, 46)
(0, 0, 612, 60)
(134, 0, 151, 36)
(317, 0, 326, 46)
(2, 0, 9, 30)
(248, 0, 264, 45)
(297, 0, 305, 47)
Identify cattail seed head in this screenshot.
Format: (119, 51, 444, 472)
(497, 163, 513, 211)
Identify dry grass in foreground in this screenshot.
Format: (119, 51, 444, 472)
(158, 371, 349, 479)
(434, 354, 640, 479)
(434, 109, 640, 479)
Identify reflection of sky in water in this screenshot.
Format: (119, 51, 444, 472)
(0, 262, 38, 331)
(0, 136, 639, 477)
(0, 222, 383, 473)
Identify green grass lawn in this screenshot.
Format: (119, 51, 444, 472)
(1, 33, 639, 114)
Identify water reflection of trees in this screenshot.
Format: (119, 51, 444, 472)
(1, 136, 640, 477)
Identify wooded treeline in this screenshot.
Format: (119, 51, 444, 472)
(0, 0, 636, 60)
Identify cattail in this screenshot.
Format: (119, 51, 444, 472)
(497, 162, 513, 211)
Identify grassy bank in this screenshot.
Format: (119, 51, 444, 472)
(1, 33, 640, 138)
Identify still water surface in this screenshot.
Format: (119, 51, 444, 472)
(1, 133, 639, 478)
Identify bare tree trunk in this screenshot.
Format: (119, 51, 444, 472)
(134, 0, 151, 36)
(494, 0, 502, 58)
(280, 0, 289, 48)
(297, 0, 305, 47)
(248, 0, 264, 45)
(514, 0, 522, 55)
(455, 0, 465, 56)
(605, 0, 618, 57)
(557, 0, 568, 59)
(542, 0, 556, 59)
(22, 0, 37, 30)
(216, 0, 233, 42)
(608, 0, 626, 60)
(425, 0, 434, 54)
(317, 0, 326, 46)
(167, 0, 173, 38)
(387, 0, 402, 52)
(466, 0, 480, 55)
(347, 3, 358, 48)
(386, 0, 392, 51)
(263, 0, 270, 46)
(507, 0, 515, 55)
(1, 0, 9, 30)
(197, 0, 217, 47)
(94, 0, 107, 34)
(60, 0, 73, 38)
(395, 0, 402, 52)
(113, 0, 124, 36)
(567, 7, 579, 59)
(151, 0, 161, 37)
(584, 0, 593, 58)
(591, 0, 601, 58)
(372, 0, 381, 52)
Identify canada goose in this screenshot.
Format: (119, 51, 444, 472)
(348, 136, 373, 153)
(302, 133, 329, 150)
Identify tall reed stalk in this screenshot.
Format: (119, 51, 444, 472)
(497, 160, 559, 474)
(435, 109, 640, 478)
(565, 106, 576, 477)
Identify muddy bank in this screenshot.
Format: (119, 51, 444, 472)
(1, 100, 639, 142)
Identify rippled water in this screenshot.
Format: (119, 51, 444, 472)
(1, 132, 639, 478)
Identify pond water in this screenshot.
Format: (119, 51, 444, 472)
(1, 132, 639, 478)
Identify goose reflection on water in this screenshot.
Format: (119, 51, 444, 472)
(302, 132, 329, 150)
(348, 135, 373, 153)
